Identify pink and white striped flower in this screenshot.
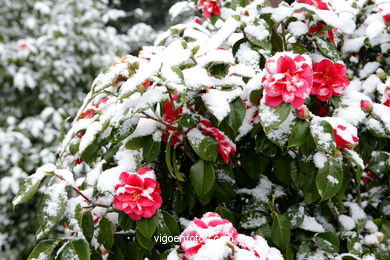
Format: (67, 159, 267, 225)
(262, 52, 313, 109)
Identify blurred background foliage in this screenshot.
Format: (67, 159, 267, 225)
(0, 0, 178, 258)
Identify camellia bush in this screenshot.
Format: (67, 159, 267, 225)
(13, 0, 390, 259)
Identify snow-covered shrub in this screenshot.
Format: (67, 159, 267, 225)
(0, 0, 163, 258)
(14, 0, 390, 259)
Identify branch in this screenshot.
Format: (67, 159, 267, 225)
(54, 174, 109, 208)
(270, 0, 280, 7)
(140, 112, 180, 130)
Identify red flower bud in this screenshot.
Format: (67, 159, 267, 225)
(360, 100, 373, 113)
(296, 106, 309, 119)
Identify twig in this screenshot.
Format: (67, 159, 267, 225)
(54, 174, 109, 208)
(140, 111, 180, 130)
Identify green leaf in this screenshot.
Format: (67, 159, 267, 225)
(175, 113, 200, 128)
(171, 66, 184, 83)
(111, 118, 137, 142)
(60, 239, 90, 260)
(315, 37, 339, 61)
(274, 156, 292, 185)
(368, 151, 390, 175)
(302, 173, 320, 204)
(225, 97, 246, 137)
(250, 89, 262, 105)
(98, 217, 114, 251)
(238, 0, 247, 7)
(260, 102, 292, 133)
(271, 214, 291, 250)
(82, 212, 94, 243)
(13, 172, 47, 207)
(214, 180, 236, 202)
(142, 136, 161, 162)
(291, 43, 308, 54)
(136, 230, 155, 250)
(108, 243, 124, 260)
(36, 185, 67, 240)
(284, 205, 304, 229)
(310, 118, 336, 154)
(69, 141, 80, 155)
(125, 136, 146, 150)
(316, 159, 343, 201)
(81, 143, 100, 164)
(27, 239, 58, 260)
(209, 63, 229, 79)
(173, 189, 186, 215)
(270, 29, 284, 52)
(241, 153, 269, 182)
(118, 211, 136, 231)
(188, 132, 218, 161)
(232, 38, 247, 56)
(172, 150, 184, 181)
(288, 120, 310, 148)
(136, 214, 158, 239)
(314, 232, 340, 253)
(157, 211, 180, 238)
(190, 160, 215, 200)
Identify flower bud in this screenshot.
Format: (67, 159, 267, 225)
(296, 106, 309, 119)
(360, 100, 373, 113)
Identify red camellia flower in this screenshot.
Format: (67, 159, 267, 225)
(297, 0, 330, 10)
(311, 59, 349, 101)
(162, 96, 184, 146)
(180, 212, 238, 260)
(113, 167, 162, 220)
(309, 23, 337, 45)
(19, 43, 28, 49)
(325, 118, 359, 149)
(362, 171, 376, 184)
(383, 14, 390, 24)
(79, 108, 96, 119)
(198, 120, 236, 163)
(262, 52, 313, 109)
(383, 86, 390, 107)
(197, 0, 221, 19)
(333, 125, 359, 149)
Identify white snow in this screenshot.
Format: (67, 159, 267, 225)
(299, 215, 325, 233)
(338, 215, 356, 230)
(313, 152, 328, 169)
(288, 21, 308, 36)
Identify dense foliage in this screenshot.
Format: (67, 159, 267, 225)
(14, 0, 390, 259)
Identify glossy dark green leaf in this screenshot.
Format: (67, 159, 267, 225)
(60, 239, 90, 260)
(315, 232, 340, 253)
(288, 120, 310, 148)
(316, 159, 343, 201)
(136, 214, 158, 239)
(225, 97, 246, 137)
(27, 239, 58, 260)
(125, 136, 146, 150)
(157, 211, 180, 238)
(142, 136, 161, 162)
(315, 37, 339, 61)
(310, 119, 336, 155)
(82, 212, 94, 243)
(190, 160, 215, 199)
(271, 214, 291, 250)
(118, 211, 135, 231)
(188, 134, 218, 162)
(98, 217, 114, 251)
